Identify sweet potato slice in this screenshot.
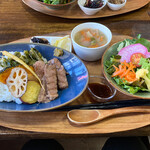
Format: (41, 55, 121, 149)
(21, 81, 41, 104)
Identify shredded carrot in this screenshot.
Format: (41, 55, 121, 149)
(89, 44, 99, 48)
(112, 61, 137, 82)
(80, 31, 85, 35)
(99, 36, 103, 41)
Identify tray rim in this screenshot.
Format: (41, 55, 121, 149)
(22, 0, 150, 19)
(0, 33, 149, 135)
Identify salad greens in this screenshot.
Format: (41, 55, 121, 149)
(117, 34, 150, 52)
(38, 0, 72, 4)
(139, 57, 150, 79)
(105, 34, 150, 94)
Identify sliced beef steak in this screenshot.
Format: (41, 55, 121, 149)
(44, 63, 58, 101)
(49, 58, 68, 89)
(33, 61, 45, 79)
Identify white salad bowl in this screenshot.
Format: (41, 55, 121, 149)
(78, 0, 107, 15)
(107, 0, 127, 11)
(71, 22, 112, 61)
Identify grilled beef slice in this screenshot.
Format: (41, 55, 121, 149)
(33, 61, 45, 79)
(34, 58, 68, 103)
(49, 58, 68, 89)
(44, 63, 58, 101)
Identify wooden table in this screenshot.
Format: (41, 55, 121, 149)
(0, 0, 150, 139)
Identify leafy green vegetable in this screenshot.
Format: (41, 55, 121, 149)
(117, 39, 136, 52)
(139, 58, 150, 79)
(104, 34, 150, 94)
(39, 0, 71, 4)
(105, 55, 121, 75)
(135, 38, 150, 51)
(116, 34, 150, 52)
(113, 77, 148, 94)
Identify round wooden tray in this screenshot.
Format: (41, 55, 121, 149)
(22, 0, 149, 19)
(0, 32, 149, 134)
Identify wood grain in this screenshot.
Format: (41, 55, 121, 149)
(22, 0, 149, 19)
(0, 1, 149, 45)
(0, 0, 149, 138)
(0, 106, 149, 134)
(0, 33, 146, 134)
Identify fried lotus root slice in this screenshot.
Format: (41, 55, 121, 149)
(6, 67, 28, 98)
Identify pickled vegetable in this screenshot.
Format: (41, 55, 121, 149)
(54, 48, 64, 57)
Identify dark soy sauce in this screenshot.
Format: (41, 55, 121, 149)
(88, 83, 112, 98)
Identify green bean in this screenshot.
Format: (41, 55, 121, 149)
(30, 48, 42, 61)
(28, 60, 36, 65)
(38, 52, 42, 58)
(24, 50, 31, 59)
(2, 58, 9, 68)
(20, 55, 29, 64)
(11, 60, 18, 67)
(14, 52, 21, 58)
(0, 48, 46, 68)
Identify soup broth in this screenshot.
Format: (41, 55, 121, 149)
(74, 28, 107, 48)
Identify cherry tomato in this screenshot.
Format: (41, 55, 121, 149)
(130, 53, 145, 67)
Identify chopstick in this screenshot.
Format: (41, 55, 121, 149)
(53, 99, 150, 111)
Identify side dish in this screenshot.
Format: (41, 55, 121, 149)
(108, 0, 124, 4)
(38, 0, 72, 4)
(84, 0, 104, 8)
(74, 28, 107, 48)
(0, 48, 68, 104)
(105, 35, 150, 94)
(31, 36, 71, 52)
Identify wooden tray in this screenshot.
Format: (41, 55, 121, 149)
(22, 0, 149, 19)
(0, 31, 149, 134)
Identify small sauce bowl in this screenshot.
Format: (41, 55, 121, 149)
(107, 0, 127, 11)
(87, 75, 116, 103)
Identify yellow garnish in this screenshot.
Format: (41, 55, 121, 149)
(0, 51, 44, 90)
(52, 35, 71, 51)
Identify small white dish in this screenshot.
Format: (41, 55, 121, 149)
(30, 36, 72, 52)
(107, 0, 126, 11)
(71, 22, 112, 61)
(78, 0, 107, 15)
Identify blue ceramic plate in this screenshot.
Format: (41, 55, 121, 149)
(0, 43, 89, 112)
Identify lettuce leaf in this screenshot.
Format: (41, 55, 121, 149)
(105, 55, 121, 75)
(113, 77, 148, 94)
(116, 34, 150, 52)
(135, 38, 150, 51)
(117, 39, 136, 52)
(139, 58, 150, 79)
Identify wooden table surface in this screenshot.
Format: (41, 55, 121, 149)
(0, 0, 150, 139)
